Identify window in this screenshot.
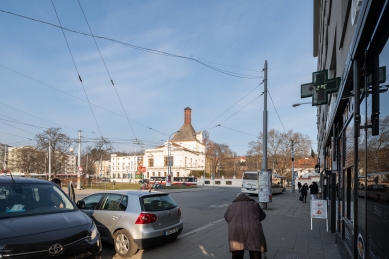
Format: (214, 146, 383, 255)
(101, 194, 127, 211)
(83, 194, 104, 210)
(164, 156, 173, 166)
(148, 158, 154, 167)
(142, 195, 177, 212)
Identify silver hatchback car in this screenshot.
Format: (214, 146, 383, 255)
(77, 190, 183, 257)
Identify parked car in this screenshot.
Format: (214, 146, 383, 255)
(77, 190, 183, 257)
(101, 177, 110, 182)
(0, 177, 102, 258)
(138, 179, 150, 184)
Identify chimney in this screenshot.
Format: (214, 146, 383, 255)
(184, 107, 192, 125)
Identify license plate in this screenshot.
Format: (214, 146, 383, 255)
(164, 227, 179, 236)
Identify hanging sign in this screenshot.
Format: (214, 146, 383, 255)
(300, 70, 341, 106)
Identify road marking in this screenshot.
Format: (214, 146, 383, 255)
(178, 195, 282, 239)
(178, 218, 225, 239)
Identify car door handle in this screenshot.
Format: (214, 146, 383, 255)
(112, 216, 119, 220)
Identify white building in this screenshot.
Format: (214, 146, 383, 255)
(110, 154, 142, 181)
(143, 107, 205, 179)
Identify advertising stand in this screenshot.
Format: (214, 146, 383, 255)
(310, 200, 328, 231)
(258, 170, 272, 205)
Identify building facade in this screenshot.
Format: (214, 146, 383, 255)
(5, 145, 76, 175)
(311, 1, 388, 258)
(110, 154, 142, 181)
(143, 107, 205, 179)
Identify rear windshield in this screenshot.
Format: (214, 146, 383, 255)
(0, 183, 75, 219)
(142, 195, 177, 211)
(243, 173, 258, 180)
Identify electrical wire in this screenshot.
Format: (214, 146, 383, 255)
(215, 125, 257, 137)
(212, 92, 264, 129)
(51, 0, 103, 137)
(0, 130, 33, 139)
(202, 80, 264, 131)
(0, 9, 261, 79)
(267, 89, 286, 132)
(0, 101, 81, 132)
(0, 64, 168, 137)
(77, 0, 139, 143)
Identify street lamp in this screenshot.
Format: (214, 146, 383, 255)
(167, 131, 179, 186)
(292, 102, 311, 107)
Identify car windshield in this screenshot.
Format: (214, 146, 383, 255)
(142, 195, 177, 211)
(243, 173, 258, 180)
(0, 183, 75, 219)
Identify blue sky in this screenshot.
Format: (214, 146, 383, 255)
(0, 0, 317, 156)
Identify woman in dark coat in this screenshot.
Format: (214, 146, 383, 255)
(301, 183, 308, 203)
(224, 192, 267, 259)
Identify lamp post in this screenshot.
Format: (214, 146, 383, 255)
(167, 131, 179, 186)
(292, 102, 311, 107)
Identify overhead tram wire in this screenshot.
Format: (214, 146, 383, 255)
(0, 101, 82, 132)
(78, 1, 138, 144)
(0, 114, 50, 130)
(0, 120, 36, 136)
(0, 130, 33, 139)
(0, 9, 260, 80)
(201, 81, 264, 131)
(216, 125, 257, 137)
(206, 92, 264, 131)
(51, 0, 103, 138)
(0, 64, 168, 137)
(267, 89, 286, 133)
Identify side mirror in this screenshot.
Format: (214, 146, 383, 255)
(76, 200, 85, 209)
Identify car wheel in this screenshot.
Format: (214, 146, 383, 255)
(114, 229, 138, 258)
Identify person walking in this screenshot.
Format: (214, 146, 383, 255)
(298, 182, 302, 193)
(224, 192, 267, 259)
(309, 181, 319, 200)
(301, 183, 308, 203)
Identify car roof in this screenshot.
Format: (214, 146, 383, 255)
(0, 176, 52, 185)
(88, 190, 168, 197)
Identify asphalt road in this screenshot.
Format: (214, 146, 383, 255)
(74, 187, 241, 258)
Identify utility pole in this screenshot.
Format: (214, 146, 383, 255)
(259, 60, 269, 209)
(291, 140, 295, 193)
(3, 144, 7, 171)
(262, 60, 268, 171)
(48, 138, 51, 179)
(77, 130, 81, 190)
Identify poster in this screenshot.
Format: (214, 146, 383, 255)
(258, 170, 272, 203)
(310, 200, 327, 219)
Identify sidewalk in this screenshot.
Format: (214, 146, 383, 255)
(125, 190, 348, 259)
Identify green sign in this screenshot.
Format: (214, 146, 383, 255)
(300, 70, 341, 106)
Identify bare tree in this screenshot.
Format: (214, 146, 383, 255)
(35, 128, 73, 177)
(83, 139, 113, 176)
(247, 129, 312, 178)
(8, 147, 46, 175)
(206, 141, 235, 177)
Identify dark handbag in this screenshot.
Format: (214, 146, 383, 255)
(299, 195, 303, 201)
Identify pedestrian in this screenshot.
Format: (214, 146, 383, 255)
(51, 178, 61, 188)
(309, 181, 319, 200)
(298, 182, 302, 193)
(224, 192, 267, 259)
(301, 183, 308, 203)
